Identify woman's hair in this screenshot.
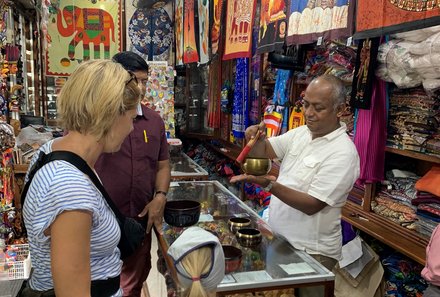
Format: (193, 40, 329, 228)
(180, 246, 215, 297)
(57, 59, 140, 139)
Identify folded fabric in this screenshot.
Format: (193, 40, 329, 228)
(415, 166, 440, 197)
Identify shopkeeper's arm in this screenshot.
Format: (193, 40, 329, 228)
(230, 174, 326, 215)
(139, 159, 171, 234)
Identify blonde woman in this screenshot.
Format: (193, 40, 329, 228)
(167, 227, 225, 297)
(22, 59, 141, 297)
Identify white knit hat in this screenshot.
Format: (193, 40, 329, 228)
(167, 226, 225, 291)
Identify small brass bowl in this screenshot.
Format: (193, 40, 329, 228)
(228, 217, 251, 234)
(241, 158, 272, 176)
(236, 228, 262, 247)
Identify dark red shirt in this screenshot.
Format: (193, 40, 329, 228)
(95, 105, 169, 218)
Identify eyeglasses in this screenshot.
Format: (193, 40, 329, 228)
(126, 71, 138, 86)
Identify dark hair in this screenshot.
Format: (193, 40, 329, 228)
(112, 51, 149, 72)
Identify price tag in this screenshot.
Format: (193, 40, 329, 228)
(346, 36, 353, 46)
(317, 37, 323, 46)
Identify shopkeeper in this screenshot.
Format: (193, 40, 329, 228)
(231, 74, 360, 272)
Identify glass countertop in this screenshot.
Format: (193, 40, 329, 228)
(170, 153, 208, 177)
(162, 181, 334, 292)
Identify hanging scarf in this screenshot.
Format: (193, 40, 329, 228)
(183, 0, 199, 63)
(211, 0, 224, 55)
(198, 0, 210, 64)
(175, 0, 184, 65)
(232, 58, 249, 139)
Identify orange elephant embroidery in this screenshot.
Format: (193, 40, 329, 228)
(57, 5, 115, 61)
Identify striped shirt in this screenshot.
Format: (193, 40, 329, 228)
(23, 140, 122, 296)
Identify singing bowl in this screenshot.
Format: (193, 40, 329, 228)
(164, 200, 201, 227)
(236, 228, 262, 247)
(228, 217, 252, 234)
(222, 245, 242, 274)
(241, 158, 272, 176)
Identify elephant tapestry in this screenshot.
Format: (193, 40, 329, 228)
(355, 0, 440, 39)
(46, 0, 121, 76)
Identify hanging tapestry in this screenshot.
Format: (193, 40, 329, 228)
(198, 0, 210, 64)
(273, 69, 292, 134)
(183, 0, 200, 63)
(223, 0, 256, 60)
(356, 0, 440, 39)
(257, 0, 288, 54)
(127, 5, 173, 62)
(232, 58, 249, 138)
(350, 38, 380, 110)
(208, 56, 221, 128)
(286, 0, 354, 45)
(143, 61, 176, 137)
(249, 5, 261, 126)
(211, 0, 224, 55)
(46, 0, 122, 76)
(175, 0, 184, 65)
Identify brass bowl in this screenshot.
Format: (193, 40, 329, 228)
(164, 200, 201, 227)
(236, 228, 262, 247)
(228, 217, 251, 234)
(241, 158, 272, 176)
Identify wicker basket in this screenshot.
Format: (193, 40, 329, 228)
(0, 244, 31, 280)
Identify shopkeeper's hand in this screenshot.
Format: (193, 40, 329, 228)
(230, 174, 277, 187)
(138, 193, 167, 234)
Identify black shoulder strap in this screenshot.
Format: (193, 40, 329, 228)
(21, 151, 125, 222)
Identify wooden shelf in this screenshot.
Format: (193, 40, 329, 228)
(342, 201, 428, 265)
(385, 146, 440, 164)
(14, 164, 29, 174)
(205, 139, 241, 161)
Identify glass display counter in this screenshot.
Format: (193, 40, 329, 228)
(170, 152, 208, 181)
(158, 181, 335, 296)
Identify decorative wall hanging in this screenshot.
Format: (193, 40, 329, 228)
(350, 38, 380, 109)
(211, 0, 224, 55)
(175, 0, 184, 65)
(46, 0, 122, 76)
(232, 58, 249, 138)
(127, 6, 173, 61)
(223, 0, 257, 60)
(356, 0, 440, 39)
(142, 61, 175, 137)
(198, 0, 210, 64)
(183, 0, 200, 63)
(257, 0, 288, 54)
(286, 0, 354, 45)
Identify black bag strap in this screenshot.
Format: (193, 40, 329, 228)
(21, 150, 125, 223)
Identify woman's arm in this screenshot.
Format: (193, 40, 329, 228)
(50, 210, 92, 297)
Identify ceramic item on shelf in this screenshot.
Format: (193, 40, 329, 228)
(164, 200, 201, 227)
(236, 228, 262, 247)
(222, 245, 242, 274)
(228, 217, 251, 234)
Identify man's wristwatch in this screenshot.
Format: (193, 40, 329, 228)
(262, 181, 274, 192)
(155, 190, 167, 197)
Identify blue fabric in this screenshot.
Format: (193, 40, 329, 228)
(232, 58, 249, 139)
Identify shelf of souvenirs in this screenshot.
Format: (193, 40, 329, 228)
(385, 146, 440, 164)
(13, 163, 29, 174)
(342, 200, 429, 266)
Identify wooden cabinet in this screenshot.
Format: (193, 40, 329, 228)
(342, 147, 440, 265)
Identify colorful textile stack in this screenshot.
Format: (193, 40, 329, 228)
(371, 170, 419, 230)
(387, 87, 440, 153)
(413, 166, 440, 237)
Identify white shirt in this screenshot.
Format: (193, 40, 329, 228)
(268, 123, 360, 260)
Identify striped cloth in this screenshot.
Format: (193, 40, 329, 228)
(23, 140, 122, 295)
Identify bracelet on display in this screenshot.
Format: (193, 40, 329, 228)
(155, 190, 167, 197)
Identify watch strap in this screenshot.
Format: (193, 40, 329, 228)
(263, 181, 274, 192)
